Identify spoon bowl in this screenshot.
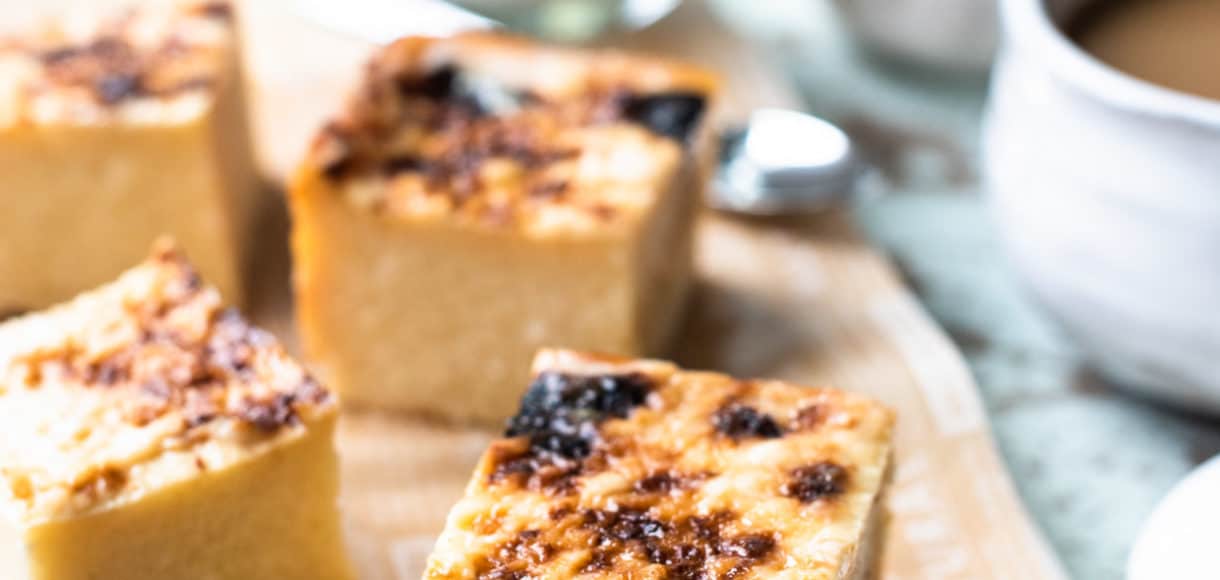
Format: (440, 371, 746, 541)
(711, 109, 861, 215)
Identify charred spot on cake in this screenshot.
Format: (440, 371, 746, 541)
(128, 380, 174, 426)
(395, 66, 487, 117)
(487, 441, 583, 495)
(162, 75, 214, 95)
(38, 36, 126, 67)
(140, 378, 173, 401)
(549, 505, 575, 521)
(39, 37, 149, 104)
(713, 402, 784, 441)
(236, 373, 330, 432)
(94, 72, 144, 104)
(206, 307, 274, 378)
(236, 393, 300, 432)
(782, 461, 849, 503)
(620, 91, 706, 143)
(793, 403, 825, 430)
(34, 28, 218, 106)
(633, 470, 707, 495)
(183, 401, 219, 428)
(583, 507, 666, 545)
(490, 372, 652, 492)
(353, 112, 577, 202)
(397, 65, 534, 118)
(476, 529, 556, 578)
(381, 154, 426, 175)
(321, 155, 353, 181)
(316, 124, 357, 180)
(722, 534, 777, 560)
(86, 358, 131, 387)
(527, 180, 568, 200)
(722, 534, 778, 579)
(590, 203, 617, 221)
(397, 65, 461, 102)
(577, 508, 776, 576)
(505, 372, 653, 459)
(39, 46, 84, 66)
(195, 1, 234, 20)
(317, 152, 356, 181)
(16, 274, 327, 434)
(519, 147, 580, 169)
(39, 37, 140, 101)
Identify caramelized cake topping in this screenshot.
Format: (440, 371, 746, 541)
(712, 402, 785, 441)
(489, 372, 654, 494)
(0, 243, 337, 522)
(426, 350, 895, 579)
(782, 462, 850, 504)
(304, 35, 716, 234)
(505, 372, 654, 459)
(0, 1, 233, 125)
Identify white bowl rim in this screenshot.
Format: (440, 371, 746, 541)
(1001, 0, 1220, 128)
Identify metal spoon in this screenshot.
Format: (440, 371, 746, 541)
(710, 108, 861, 215)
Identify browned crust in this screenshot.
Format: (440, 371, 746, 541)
(427, 350, 895, 578)
(0, 1, 233, 120)
(293, 32, 720, 231)
(1, 241, 333, 435)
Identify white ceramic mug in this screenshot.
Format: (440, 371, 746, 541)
(983, 0, 1220, 411)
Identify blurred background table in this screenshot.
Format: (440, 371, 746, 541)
(705, 1, 1220, 578)
(5, 0, 1212, 577)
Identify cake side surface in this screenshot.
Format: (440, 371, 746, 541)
(0, 1, 236, 127)
(18, 412, 352, 580)
(424, 350, 895, 579)
(0, 242, 336, 526)
(289, 192, 639, 422)
(294, 32, 718, 239)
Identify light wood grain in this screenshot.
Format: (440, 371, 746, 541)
(234, 1, 1068, 578)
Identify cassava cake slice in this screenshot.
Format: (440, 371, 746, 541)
(0, 0, 260, 310)
(424, 349, 894, 579)
(290, 33, 719, 423)
(0, 243, 353, 580)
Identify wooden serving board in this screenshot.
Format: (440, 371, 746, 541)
(236, 1, 1069, 578)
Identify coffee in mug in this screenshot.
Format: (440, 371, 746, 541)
(1072, 0, 1220, 101)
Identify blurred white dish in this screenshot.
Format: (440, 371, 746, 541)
(1128, 455, 1220, 580)
(833, 0, 997, 72)
(983, 0, 1220, 412)
(292, 0, 493, 42)
(450, 0, 681, 42)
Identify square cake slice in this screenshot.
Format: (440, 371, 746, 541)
(0, 243, 353, 580)
(0, 1, 260, 311)
(290, 33, 719, 423)
(424, 350, 895, 579)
